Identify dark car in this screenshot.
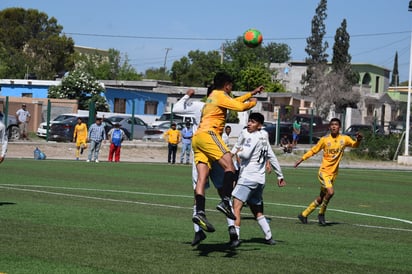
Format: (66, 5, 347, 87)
(0, 111, 20, 141)
(49, 116, 130, 142)
(344, 124, 383, 138)
(263, 121, 320, 145)
(106, 115, 148, 139)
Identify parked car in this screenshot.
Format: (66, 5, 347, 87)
(142, 121, 185, 141)
(37, 113, 79, 138)
(49, 116, 128, 142)
(151, 112, 196, 127)
(0, 111, 20, 141)
(263, 121, 320, 145)
(344, 124, 383, 138)
(106, 115, 148, 139)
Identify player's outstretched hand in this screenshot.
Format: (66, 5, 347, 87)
(277, 178, 286, 187)
(356, 132, 363, 142)
(294, 158, 303, 168)
(186, 89, 195, 97)
(251, 85, 264, 95)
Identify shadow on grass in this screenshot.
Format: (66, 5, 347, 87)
(0, 202, 16, 206)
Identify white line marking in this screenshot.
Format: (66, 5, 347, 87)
(1, 183, 411, 231)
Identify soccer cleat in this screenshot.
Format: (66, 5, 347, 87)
(86, 159, 90, 162)
(216, 198, 236, 220)
(228, 225, 241, 248)
(298, 214, 308, 224)
(80, 148, 84, 155)
(191, 230, 207, 246)
(264, 238, 276, 245)
(318, 214, 327, 226)
(192, 213, 215, 233)
(95, 159, 99, 163)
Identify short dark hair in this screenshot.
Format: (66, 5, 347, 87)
(329, 118, 341, 126)
(248, 112, 264, 125)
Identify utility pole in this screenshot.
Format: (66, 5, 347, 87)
(220, 44, 224, 64)
(163, 48, 172, 70)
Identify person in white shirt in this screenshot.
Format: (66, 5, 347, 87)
(0, 121, 8, 164)
(222, 125, 232, 147)
(16, 104, 31, 140)
(231, 112, 286, 247)
(173, 89, 237, 246)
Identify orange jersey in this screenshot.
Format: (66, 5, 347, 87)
(163, 128, 181, 144)
(196, 90, 256, 135)
(302, 134, 360, 176)
(73, 123, 88, 141)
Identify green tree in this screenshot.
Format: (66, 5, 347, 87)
(48, 70, 109, 111)
(301, 0, 329, 116)
(390, 51, 399, 87)
(0, 7, 74, 79)
(330, 19, 360, 113)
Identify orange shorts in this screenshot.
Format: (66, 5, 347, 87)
(192, 130, 229, 168)
(318, 171, 336, 190)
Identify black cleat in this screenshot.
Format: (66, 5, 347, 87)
(228, 225, 240, 248)
(298, 214, 308, 224)
(192, 213, 215, 232)
(216, 198, 236, 220)
(264, 238, 276, 245)
(318, 214, 327, 226)
(191, 230, 207, 246)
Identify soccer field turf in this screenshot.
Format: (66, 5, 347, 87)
(0, 159, 411, 273)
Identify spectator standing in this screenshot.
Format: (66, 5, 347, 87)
(163, 122, 181, 164)
(16, 104, 31, 140)
(292, 119, 301, 147)
(0, 121, 8, 164)
(87, 117, 106, 163)
(180, 121, 193, 164)
(107, 123, 126, 162)
(73, 118, 88, 160)
(222, 125, 232, 147)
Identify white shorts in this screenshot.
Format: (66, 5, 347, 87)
(232, 179, 264, 205)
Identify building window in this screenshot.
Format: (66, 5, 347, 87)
(114, 98, 126, 113)
(22, 93, 32, 98)
(145, 101, 158, 115)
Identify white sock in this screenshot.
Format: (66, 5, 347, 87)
(235, 225, 240, 238)
(193, 205, 200, 232)
(227, 218, 235, 227)
(257, 215, 272, 240)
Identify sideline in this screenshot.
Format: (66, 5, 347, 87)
(1, 183, 411, 230)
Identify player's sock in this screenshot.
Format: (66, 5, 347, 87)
(222, 171, 236, 198)
(235, 225, 240, 238)
(193, 205, 201, 232)
(319, 198, 329, 215)
(75, 149, 80, 158)
(302, 200, 319, 217)
(257, 215, 272, 240)
(226, 217, 235, 227)
(195, 194, 205, 214)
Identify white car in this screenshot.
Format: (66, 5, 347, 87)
(151, 112, 196, 128)
(36, 113, 79, 138)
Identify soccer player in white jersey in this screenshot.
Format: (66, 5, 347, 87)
(231, 112, 286, 247)
(173, 89, 237, 246)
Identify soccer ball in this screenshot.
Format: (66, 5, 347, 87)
(243, 29, 263, 48)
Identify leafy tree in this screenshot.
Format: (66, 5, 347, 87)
(390, 51, 399, 87)
(301, 0, 329, 116)
(0, 7, 75, 79)
(145, 67, 170, 80)
(330, 19, 360, 113)
(48, 70, 109, 111)
(75, 48, 142, 80)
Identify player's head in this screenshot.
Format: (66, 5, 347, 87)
(224, 125, 231, 135)
(213, 71, 233, 94)
(329, 118, 341, 135)
(329, 118, 341, 127)
(247, 112, 264, 133)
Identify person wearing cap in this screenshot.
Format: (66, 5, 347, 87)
(87, 117, 106, 163)
(163, 122, 181, 164)
(16, 103, 31, 140)
(107, 122, 126, 162)
(180, 121, 193, 164)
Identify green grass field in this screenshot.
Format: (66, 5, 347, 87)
(0, 159, 411, 273)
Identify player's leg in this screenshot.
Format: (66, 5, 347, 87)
(231, 182, 251, 248)
(216, 152, 237, 220)
(115, 145, 121, 162)
(318, 175, 335, 225)
(298, 172, 326, 224)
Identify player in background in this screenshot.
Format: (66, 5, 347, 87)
(173, 88, 237, 246)
(0, 121, 8, 164)
(231, 112, 286, 247)
(295, 118, 363, 225)
(191, 71, 263, 234)
(73, 117, 88, 160)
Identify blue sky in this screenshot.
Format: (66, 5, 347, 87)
(1, 0, 412, 81)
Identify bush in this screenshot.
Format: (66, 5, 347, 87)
(349, 133, 401, 161)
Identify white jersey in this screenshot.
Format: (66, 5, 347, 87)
(234, 128, 283, 185)
(0, 121, 8, 157)
(172, 94, 204, 133)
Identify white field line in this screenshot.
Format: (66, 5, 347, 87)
(1, 184, 411, 232)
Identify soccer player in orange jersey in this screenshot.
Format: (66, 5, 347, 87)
(191, 71, 263, 233)
(295, 118, 363, 225)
